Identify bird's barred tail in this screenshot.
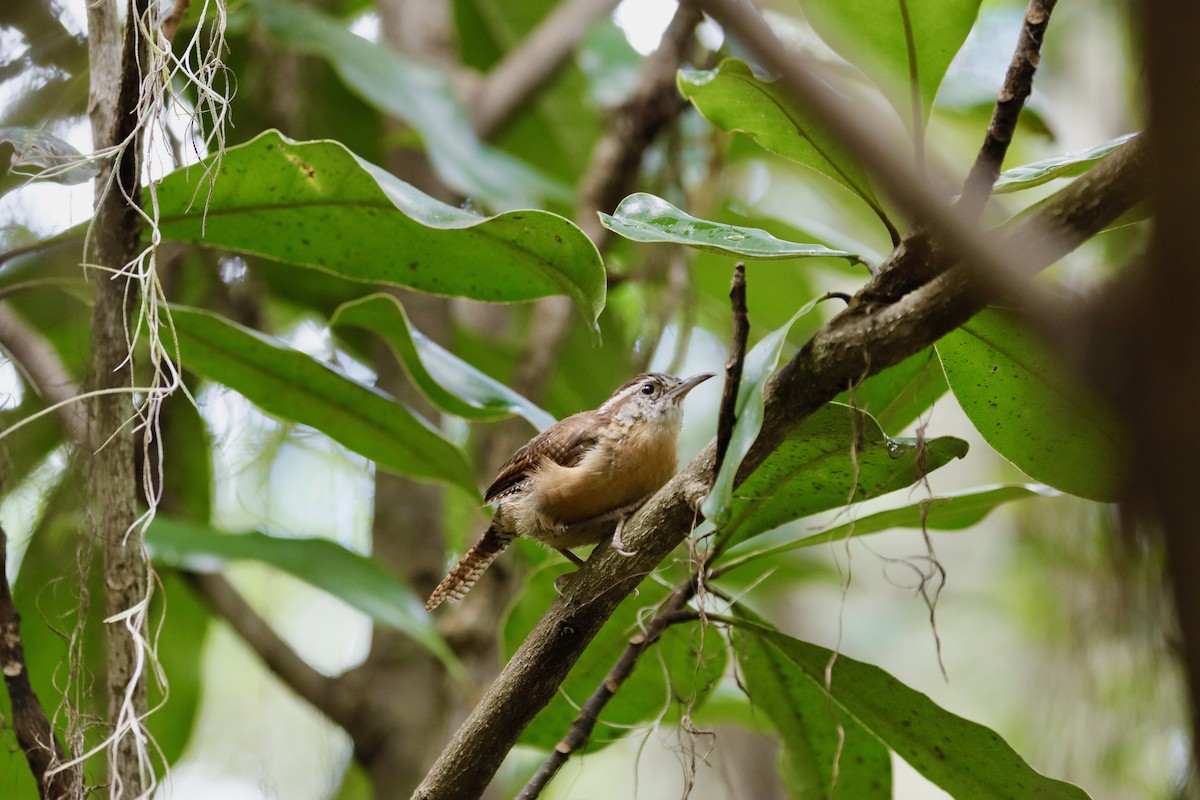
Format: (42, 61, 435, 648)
(425, 527, 514, 611)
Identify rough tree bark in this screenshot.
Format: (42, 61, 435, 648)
(85, 0, 150, 795)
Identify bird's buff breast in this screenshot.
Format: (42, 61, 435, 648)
(499, 422, 680, 547)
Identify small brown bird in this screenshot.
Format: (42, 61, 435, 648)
(425, 371, 714, 611)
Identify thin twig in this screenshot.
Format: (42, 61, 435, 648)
(713, 264, 748, 481)
(470, 0, 621, 139)
(576, 0, 702, 246)
(958, 0, 1058, 217)
(0, 305, 88, 447)
(517, 581, 698, 800)
(183, 572, 348, 720)
(0, 235, 83, 271)
(0, 526, 82, 799)
(696, 0, 1070, 336)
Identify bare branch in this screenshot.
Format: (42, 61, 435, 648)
(184, 572, 351, 721)
(517, 582, 696, 799)
(958, 0, 1058, 217)
(0, 304, 88, 447)
(696, 0, 1070, 331)
(1103, 0, 1200, 773)
(713, 263, 748, 480)
(0, 526, 82, 799)
(470, 0, 622, 139)
(410, 120, 1148, 800)
(576, 0, 702, 246)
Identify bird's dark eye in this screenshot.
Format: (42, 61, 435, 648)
(640, 383, 655, 395)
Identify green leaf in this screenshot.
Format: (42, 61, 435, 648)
(735, 619, 891, 799)
(166, 305, 479, 496)
(503, 565, 726, 752)
(936, 308, 1126, 501)
(600, 192, 860, 263)
(146, 517, 464, 678)
(992, 133, 1139, 194)
(720, 403, 969, 548)
(702, 297, 821, 527)
(330, 293, 556, 431)
(250, 0, 569, 209)
(732, 621, 1091, 800)
(799, 0, 983, 122)
(678, 60, 893, 234)
(838, 347, 949, 435)
(155, 130, 606, 330)
(722, 484, 1054, 573)
(0, 126, 98, 187)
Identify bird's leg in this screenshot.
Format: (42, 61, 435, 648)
(557, 548, 586, 567)
(610, 516, 636, 557)
(553, 548, 586, 594)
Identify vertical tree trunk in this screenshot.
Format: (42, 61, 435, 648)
(86, 0, 150, 795)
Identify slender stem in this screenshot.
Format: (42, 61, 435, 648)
(184, 572, 349, 720)
(958, 0, 1058, 217)
(470, 0, 622, 139)
(713, 264, 748, 481)
(517, 581, 697, 799)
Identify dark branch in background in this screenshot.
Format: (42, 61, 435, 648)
(469, 0, 621, 139)
(0, 305, 88, 446)
(576, 0, 702, 246)
(411, 81, 1148, 800)
(958, 0, 1057, 217)
(0, 526, 81, 799)
(1102, 0, 1200, 773)
(517, 582, 697, 800)
(183, 573, 351, 722)
(713, 263, 748, 479)
(482, 0, 704, 473)
(161, 0, 191, 43)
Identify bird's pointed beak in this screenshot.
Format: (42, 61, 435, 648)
(667, 371, 715, 401)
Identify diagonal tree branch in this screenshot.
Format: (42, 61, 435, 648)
(0, 304, 88, 446)
(183, 572, 353, 722)
(411, 121, 1147, 800)
(469, 0, 622, 139)
(696, 0, 1070, 332)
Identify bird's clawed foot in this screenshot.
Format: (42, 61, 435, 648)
(553, 571, 577, 594)
(611, 517, 637, 556)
